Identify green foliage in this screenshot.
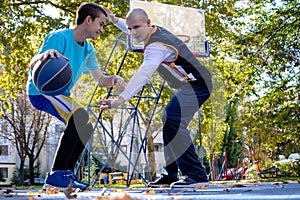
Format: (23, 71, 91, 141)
(0, 171, 5, 182)
(11, 167, 29, 185)
(200, 0, 299, 168)
(0, 0, 69, 110)
(10, 163, 42, 186)
(235, 0, 300, 163)
(274, 160, 300, 178)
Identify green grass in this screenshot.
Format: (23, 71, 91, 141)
(1, 185, 44, 190)
(259, 176, 300, 182)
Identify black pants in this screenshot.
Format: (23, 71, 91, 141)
(162, 83, 211, 181)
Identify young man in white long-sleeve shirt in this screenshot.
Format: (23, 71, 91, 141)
(100, 8, 213, 188)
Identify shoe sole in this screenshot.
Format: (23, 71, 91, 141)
(43, 183, 88, 191)
(148, 184, 170, 188)
(170, 182, 209, 188)
(43, 183, 66, 191)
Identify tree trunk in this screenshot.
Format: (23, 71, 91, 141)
(19, 160, 25, 185)
(29, 155, 35, 185)
(147, 133, 156, 181)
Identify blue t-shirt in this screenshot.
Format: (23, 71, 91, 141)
(26, 29, 99, 96)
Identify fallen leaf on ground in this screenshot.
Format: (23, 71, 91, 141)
(113, 189, 125, 193)
(27, 189, 43, 195)
(144, 190, 156, 194)
(45, 187, 60, 194)
(5, 189, 13, 194)
(234, 184, 246, 187)
(115, 191, 133, 200)
(62, 182, 77, 199)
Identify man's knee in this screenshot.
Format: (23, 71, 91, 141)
(162, 109, 181, 125)
(73, 108, 89, 125)
(78, 122, 93, 145)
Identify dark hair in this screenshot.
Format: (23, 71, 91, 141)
(76, 2, 107, 25)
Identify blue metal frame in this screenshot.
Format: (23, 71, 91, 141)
(75, 32, 165, 187)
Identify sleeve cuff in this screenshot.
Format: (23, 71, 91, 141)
(119, 90, 132, 102)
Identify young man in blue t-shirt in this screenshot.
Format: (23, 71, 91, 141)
(26, 2, 125, 190)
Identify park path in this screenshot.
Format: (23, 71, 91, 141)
(1, 180, 300, 199)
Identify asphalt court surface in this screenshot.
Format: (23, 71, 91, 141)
(1, 181, 300, 199)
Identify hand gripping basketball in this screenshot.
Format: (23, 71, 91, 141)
(32, 53, 72, 96)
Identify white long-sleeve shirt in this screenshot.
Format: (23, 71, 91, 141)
(115, 18, 177, 101)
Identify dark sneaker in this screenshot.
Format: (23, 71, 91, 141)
(148, 174, 178, 188)
(65, 170, 89, 187)
(170, 176, 209, 188)
(43, 170, 89, 191)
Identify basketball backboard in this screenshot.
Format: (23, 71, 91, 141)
(128, 0, 209, 57)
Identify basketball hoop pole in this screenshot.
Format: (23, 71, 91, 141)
(193, 40, 210, 58)
(127, 34, 143, 53)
